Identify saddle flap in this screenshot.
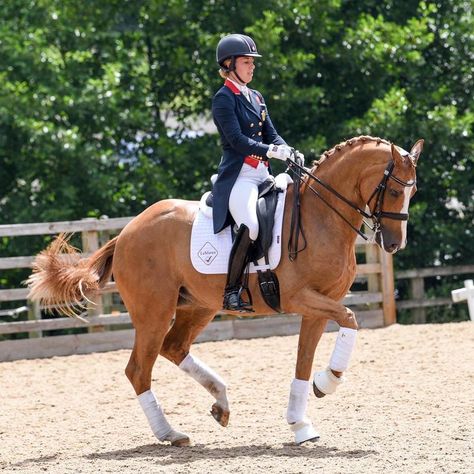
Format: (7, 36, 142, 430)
(255, 188, 280, 259)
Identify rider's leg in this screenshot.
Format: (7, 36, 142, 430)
(223, 164, 265, 311)
(222, 223, 253, 311)
(228, 167, 261, 241)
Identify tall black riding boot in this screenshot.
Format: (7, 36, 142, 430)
(222, 224, 254, 312)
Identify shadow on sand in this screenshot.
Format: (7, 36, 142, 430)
(83, 442, 377, 466)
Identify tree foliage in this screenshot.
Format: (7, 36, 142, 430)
(0, 1, 472, 311)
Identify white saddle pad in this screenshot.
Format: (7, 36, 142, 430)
(190, 173, 293, 274)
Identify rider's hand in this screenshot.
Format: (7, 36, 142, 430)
(296, 151, 305, 166)
(266, 144, 293, 161)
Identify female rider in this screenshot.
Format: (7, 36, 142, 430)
(212, 33, 297, 312)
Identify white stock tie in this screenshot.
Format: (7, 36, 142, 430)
(241, 86, 250, 102)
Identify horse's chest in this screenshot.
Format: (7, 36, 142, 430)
(318, 255, 357, 300)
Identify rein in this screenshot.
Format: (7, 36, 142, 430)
(287, 155, 307, 261)
(286, 154, 416, 255)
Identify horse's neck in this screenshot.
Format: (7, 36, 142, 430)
(300, 149, 368, 245)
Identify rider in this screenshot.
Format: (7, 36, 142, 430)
(212, 33, 296, 312)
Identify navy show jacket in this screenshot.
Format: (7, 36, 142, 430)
(211, 79, 286, 234)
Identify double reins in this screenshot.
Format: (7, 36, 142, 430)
(286, 152, 416, 259)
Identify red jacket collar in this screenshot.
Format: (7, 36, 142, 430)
(224, 79, 241, 95)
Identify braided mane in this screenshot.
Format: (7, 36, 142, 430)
(314, 135, 392, 166)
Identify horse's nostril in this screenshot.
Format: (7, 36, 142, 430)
(389, 243, 399, 253)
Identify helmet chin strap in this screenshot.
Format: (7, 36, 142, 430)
(228, 56, 247, 85)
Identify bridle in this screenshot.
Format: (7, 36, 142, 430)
(286, 152, 417, 260)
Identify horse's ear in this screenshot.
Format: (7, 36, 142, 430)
(391, 143, 404, 165)
(409, 139, 424, 165)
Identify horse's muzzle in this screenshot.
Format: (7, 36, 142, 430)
(375, 230, 402, 254)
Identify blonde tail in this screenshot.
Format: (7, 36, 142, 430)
(26, 234, 117, 317)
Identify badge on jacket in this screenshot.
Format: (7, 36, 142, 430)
(261, 108, 266, 122)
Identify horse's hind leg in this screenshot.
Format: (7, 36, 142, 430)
(125, 294, 190, 447)
(160, 306, 230, 427)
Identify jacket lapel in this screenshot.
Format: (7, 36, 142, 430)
(237, 93, 261, 119)
(249, 90, 262, 117)
(224, 79, 261, 119)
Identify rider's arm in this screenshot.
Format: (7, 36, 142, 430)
(212, 92, 270, 158)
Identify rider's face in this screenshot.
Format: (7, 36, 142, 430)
(232, 56, 255, 84)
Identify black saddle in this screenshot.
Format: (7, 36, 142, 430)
(205, 176, 283, 313)
(206, 176, 281, 258)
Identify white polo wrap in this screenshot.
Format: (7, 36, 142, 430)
(179, 353, 228, 406)
(137, 390, 172, 441)
(286, 378, 310, 424)
(329, 327, 357, 372)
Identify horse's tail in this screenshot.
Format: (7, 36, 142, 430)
(26, 233, 117, 317)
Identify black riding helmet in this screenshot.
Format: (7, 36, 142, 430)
(216, 34, 262, 72)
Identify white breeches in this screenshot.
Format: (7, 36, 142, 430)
(229, 162, 270, 241)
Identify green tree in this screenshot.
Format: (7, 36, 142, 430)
(1, 0, 472, 322)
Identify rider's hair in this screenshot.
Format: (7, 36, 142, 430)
(219, 59, 232, 79)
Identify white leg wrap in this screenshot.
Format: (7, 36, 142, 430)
(329, 327, 357, 372)
(179, 353, 228, 408)
(286, 378, 310, 424)
(313, 366, 345, 395)
(137, 390, 172, 441)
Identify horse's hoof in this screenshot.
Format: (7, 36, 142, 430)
(290, 419, 320, 445)
(171, 436, 191, 447)
(162, 429, 191, 447)
(211, 402, 230, 427)
(312, 381, 326, 398)
(298, 435, 320, 445)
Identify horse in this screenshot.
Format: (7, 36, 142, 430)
(26, 135, 423, 446)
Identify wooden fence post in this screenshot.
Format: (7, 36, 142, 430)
(100, 230, 113, 315)
(365, 243, 380, 296)
(81, 221, 104, 332)
(410, 277, 426, 324)
(27, 300, 42, 338)
(379, 248, 396, 326)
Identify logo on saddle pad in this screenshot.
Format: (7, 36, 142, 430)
(198, 242, 218, 265)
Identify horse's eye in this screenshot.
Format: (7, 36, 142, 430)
(389, 188, 401, 198)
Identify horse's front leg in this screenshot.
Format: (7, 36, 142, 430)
(286, 289, 358, 444)
(312, 305, 357, 399)
(286, 316, 327, 444)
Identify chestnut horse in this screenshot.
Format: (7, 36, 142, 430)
(27, 136, 423, 446)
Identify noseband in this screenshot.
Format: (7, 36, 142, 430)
(365, 160, 416, 229)
(286, 155, 416, 259)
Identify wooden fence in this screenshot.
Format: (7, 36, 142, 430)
(0, 217, 396, 362)
(395, 264, 474, 323)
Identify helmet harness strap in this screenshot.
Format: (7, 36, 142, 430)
(224, 56, 246, 85)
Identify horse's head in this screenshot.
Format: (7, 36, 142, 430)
(361, 139, 423, 253)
